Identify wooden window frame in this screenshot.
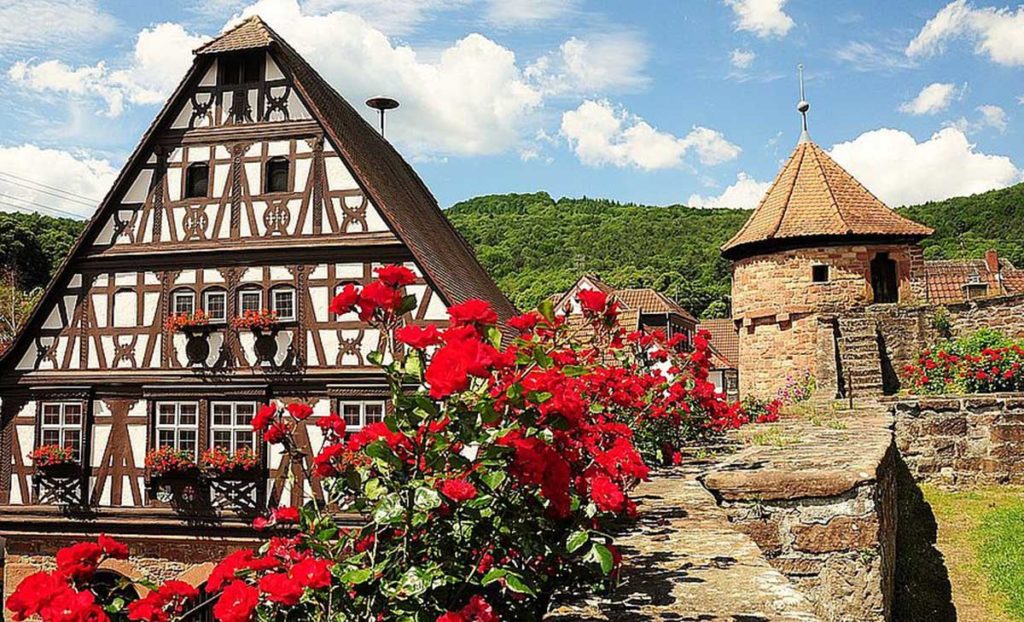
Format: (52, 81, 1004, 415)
(337, 400, 385, 431)
(209, 401, 258, 452)
(154, 401, 200, 459)
(184, 162, 210, 199)
(38, 401, 86, 462)
(202, 289, 227, 323)
(172, 290, 196, 316)
(238, 289, 263, 314)
(264, 157, 290, 194)
(270, 287, 296, 321)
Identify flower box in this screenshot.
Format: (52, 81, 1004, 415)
(200, 446, 262, 480)
(29, 445, 80, 476)
(231, 309, 280, 333)
(144, 447, 200, 483)
(165, 311, 214, 335)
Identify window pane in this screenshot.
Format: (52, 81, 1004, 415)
(179, 411, 197, 426)
(181, 403, 198, 417)
(205, 292, 226, 321)
(235, 431, 254, 449)
(158, 412, 176, 426)
(213, 431, 232, 449)
(342, 404, 361, 427)
(240, 291, 262, 313)
(185, 164, 209, 199)
(174, 293, 195, 315)
(42, 430, 60, 445)
(213, 411, 231, 426)
(179, 432, 197, 454)
(365, 403, 384, 424)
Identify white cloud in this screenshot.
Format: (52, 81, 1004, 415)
(8, 23, 207, 116)
(899, 82, 959, 115)
(688, 172, 770, 209)
(977, 104, 1009, 131)
(301, 0, 468, 35)
(0, 0, 117, 57)
(730, 49, 756, 69)
(829, 127, 1022, 206)
(528, 33, 650, 94)
(907, 0, 1024, 66)
(484, 0, 578, 27)
(0, 144, 117, 218)
(835, 41, 917, 72)
(560, 100, 740, 170)
(233, 0, 542, 156)
(724, 0, 794, 38)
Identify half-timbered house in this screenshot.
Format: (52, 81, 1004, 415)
(0, 16, 514, 601)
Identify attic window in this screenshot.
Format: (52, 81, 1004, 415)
(812, 265, 829, 283)
(185, 163, 209, 199)
(219, 52, 261, 85)
(265, 157, 289, 193)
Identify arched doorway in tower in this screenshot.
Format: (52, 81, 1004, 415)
(870, 252, 899, 303)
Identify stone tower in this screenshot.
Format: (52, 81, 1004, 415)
(722, 113, 933, 399)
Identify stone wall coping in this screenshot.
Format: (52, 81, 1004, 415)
(701, 410, 893, 502)
(548, 466, 821, 621)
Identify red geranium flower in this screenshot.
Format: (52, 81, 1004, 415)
(375, 265, 416, 287)
(258, 572, 303, 606)
(264, 422, 289, 445)
(212, 581, 259, 622)
(396, 324, 444, 350)
(447, 299, 498, 327)
(286, 403, 314, 421)
(439, 478, 477, 503)
(55, 541, 103, 580)
(329, 283, 360, 315)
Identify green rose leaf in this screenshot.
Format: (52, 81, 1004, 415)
(340, 568, 374, 585)
(585, 543, 615, 575)
(566, 529, 589, 553)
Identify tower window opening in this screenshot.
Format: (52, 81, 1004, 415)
(812, 265, 829, 283)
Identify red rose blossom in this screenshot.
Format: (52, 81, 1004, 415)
(439, 478, 477, 503)
(259, 572, 303, 606)
(396, 324, 444, 350)
(263, 421, 288, 445)
(213, 581, 259, 622)
(286, 403, 314, 421)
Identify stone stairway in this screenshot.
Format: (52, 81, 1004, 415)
(837, 316, 884, 397)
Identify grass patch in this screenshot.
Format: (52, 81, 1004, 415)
(748, 428, 800, 447)
(978, 504, 1024, 619)
(924, 485, 1024, 622)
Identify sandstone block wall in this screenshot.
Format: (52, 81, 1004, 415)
(732, 244, 920, 399)
(892, 394, 1024, 484)
(702, 412, 897, 622)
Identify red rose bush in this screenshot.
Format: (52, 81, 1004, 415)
(9, 265, 740, 621)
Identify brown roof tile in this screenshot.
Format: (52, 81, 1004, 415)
(616, 289, 697, 322)
(698, 318, 739, 368)
(722, 141, 933, 258)
(923, 258, 1024, 305)
(195, 16, 273, 55)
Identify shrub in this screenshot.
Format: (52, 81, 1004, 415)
(8, 265, 737, 622)
(903, 329, 1024, 394)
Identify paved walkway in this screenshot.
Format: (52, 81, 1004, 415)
(548, 464, 821, 621)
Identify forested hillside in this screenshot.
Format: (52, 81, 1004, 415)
(448, 183, 1024, 316)
(1, 181, 1022, 339)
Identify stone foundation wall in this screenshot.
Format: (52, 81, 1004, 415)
(891, 394, 1024, 484)
(702, 412, 897, 622)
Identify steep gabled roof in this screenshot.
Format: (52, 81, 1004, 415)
(0, 16, 515, 370)
(698, 318, 739, 369)
(616, 289, 697, 323)
(722, 140, 933, 259)
(262, 19, 517, 323)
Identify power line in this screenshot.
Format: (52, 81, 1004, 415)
(0, 170, 101, 204)
(0, 171, 99, 207)
(0, 195, 86, 220)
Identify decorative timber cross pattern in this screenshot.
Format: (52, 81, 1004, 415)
(90, 399, 145, 507)
(263, 201, 291, 236)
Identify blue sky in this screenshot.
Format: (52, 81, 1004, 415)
(0, 0, 1022, 219)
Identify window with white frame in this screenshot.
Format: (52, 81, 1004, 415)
(238, 289, 263, 314)
(271, 287, 295, 321)
(154, 402, 199, 457)
(172, 290, 196, 316)
(39, 402, 84, 460)
(210, 402, 257, 451)
(339, 400, 385, 430)
(203, 290, 227, 322)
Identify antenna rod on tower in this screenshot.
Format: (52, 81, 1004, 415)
(797, 64, 810, 143)
(365, 96, 400, 139)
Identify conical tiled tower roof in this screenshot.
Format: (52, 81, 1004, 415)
(721, 140, 933, 259)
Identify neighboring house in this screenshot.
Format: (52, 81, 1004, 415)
(552, 275, 697, 346)
(697, 318, 740, 402)
(0, 16, 514, 599)
(923, 250, 1024, 304)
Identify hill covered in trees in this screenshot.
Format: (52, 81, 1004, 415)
(447, 183, 1024, 316)
(1, 181, 1023, 331)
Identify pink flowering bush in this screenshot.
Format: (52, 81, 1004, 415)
(9, 266, 738, 622)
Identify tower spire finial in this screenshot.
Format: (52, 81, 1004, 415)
(797, 64, 810, 143)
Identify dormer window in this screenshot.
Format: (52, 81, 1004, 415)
(265, 157, 289, 193)
(219, 52, 261, 86)
(185, 163, 209, 199)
